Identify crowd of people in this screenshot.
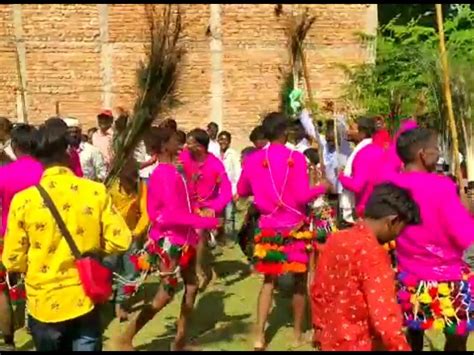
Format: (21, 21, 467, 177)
(0, 107, 473, 352)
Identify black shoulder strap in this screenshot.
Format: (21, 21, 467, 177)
(36, 184, 81, 260)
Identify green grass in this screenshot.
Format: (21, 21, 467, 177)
(11, 242, 474, 351)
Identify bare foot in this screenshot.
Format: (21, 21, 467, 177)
(253, 334, 266, 351)
(289, 332, 308, 349)
(171, 339, 201, 351)
(110, 335, 135, 351)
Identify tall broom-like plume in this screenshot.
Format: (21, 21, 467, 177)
(105, 4, 184, 187)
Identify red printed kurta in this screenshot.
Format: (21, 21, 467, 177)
(311, 223, 409, 351)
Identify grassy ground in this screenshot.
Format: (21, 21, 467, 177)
(10, 241, 474, 351)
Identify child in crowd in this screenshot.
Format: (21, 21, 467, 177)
(311, 183, 420, 351)
(107, 157, 149, 321)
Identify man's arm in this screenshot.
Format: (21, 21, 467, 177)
(100, 191, 132, 254)
(2, 195, 29, 273)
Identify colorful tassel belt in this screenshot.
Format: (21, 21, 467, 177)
(115, 238, 196, 297)
(397, 271, 474, 335)
(252, 226, 315, 275)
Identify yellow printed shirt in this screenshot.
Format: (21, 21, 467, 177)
(108, 180, 149, 238)
(2, 167, 132, 323)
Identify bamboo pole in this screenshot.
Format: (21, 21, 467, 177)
(14, 46, 27, 123)
(435, 4, 463, 185)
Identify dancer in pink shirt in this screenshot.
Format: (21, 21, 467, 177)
(237, 112, 329, 350)
(179, 129, 232, 290)
(339, 117, 385, 218)
(390, 127, 474, 351)
(115, 127, 219, 351)
(0, 124, 42, 350)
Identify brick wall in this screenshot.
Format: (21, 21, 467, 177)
(0, 4, 376, 149)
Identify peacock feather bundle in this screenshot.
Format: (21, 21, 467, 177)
(105, 4, 184, 187)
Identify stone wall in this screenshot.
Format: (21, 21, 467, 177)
(0, 4, 377, 148)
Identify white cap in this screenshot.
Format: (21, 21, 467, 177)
(62, 117, 81, 128)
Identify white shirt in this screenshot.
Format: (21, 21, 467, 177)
(78, 142, 107, 182)
(0, 140, 16, 161)
(295, 139, 311, 153)
(134, 140, 158, 179)
(208, 139, 220, 158)
(219, 148, 241, 195)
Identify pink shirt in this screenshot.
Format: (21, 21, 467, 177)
(0, 156, 43, 237)
(92, 129, 113, 168)
(69, 147, 83, 178)
(339, 143, 385, 217)
(237, 143, 326, 231)
(179, 150, 232, 214)
(389, 171, 474, 281)
(380, 119, 418, 180)
(147, 163, 218, 246)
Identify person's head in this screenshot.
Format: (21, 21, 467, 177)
(10, 124, 37, 158)
(187, 128, 209, 158)
(97, 110, 114, 133)
(62, 117, 82, 147)
(364, 183, 420, 244)
(119, 156, 139, 194)
(304, 148, 320, 167)
(114, 114, 128, 135)
(159, 118, 178, 131)
(375, 115, 386, 130)
(352, 116, 376, 143)
(176, 129, 186, 151)
(293, 120, 307, 144)
(87, 127, 97, 144)
(396, 127, 439, 172)
(262, 112, 289, 143)
(0, 117, 12, 142)
(217, 131, 232, 152)
(148, 126, 180, 160)
(241, 146, 257, 164)
(207, 122, 219, 140)
(249, 125, 268, 149)
(34, 120, 70, 167)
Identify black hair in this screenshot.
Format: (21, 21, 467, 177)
(176, 129, 186, 145)
(262, 112, 289, 141)
(249, 125, 266, 143)
(115, 115, 128, 132)
(145, 126, 177, 154)
(0, 117, 13, 133)
(365, 183, 420, 225)
(218, 130, 231, 141)
(87, 127, 98, 135)
(34, 122, 70, 166)
(10, 124, 38, 156)
(241, 146, 257, 159)
(304, 148, 320, 166)
(188, 128, 210, 150)
(207, 122, 219, 131)
(396, 127, 436, 164)
(356, 116, 376, 139)
(159, 118, 178, 131)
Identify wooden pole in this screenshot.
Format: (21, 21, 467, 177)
(55, 101, 60, 116)
(14, 46, 27, 123)
(435, 4, 463, 184)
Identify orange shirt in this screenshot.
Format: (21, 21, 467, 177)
(311, 222, 409, 351)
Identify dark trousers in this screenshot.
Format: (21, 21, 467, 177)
(28, 308, 102, 351)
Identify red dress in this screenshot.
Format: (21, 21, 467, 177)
(311, 223, 409, 351)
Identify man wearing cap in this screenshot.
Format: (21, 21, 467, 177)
(63, 117, 107, 182)
(92, 110, 114, 172)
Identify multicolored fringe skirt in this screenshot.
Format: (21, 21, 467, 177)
(114, 238, 196, 297)
(252, 225, 316, 275)
(308, 200, 337, 245)
(397, 271, 474, 335)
